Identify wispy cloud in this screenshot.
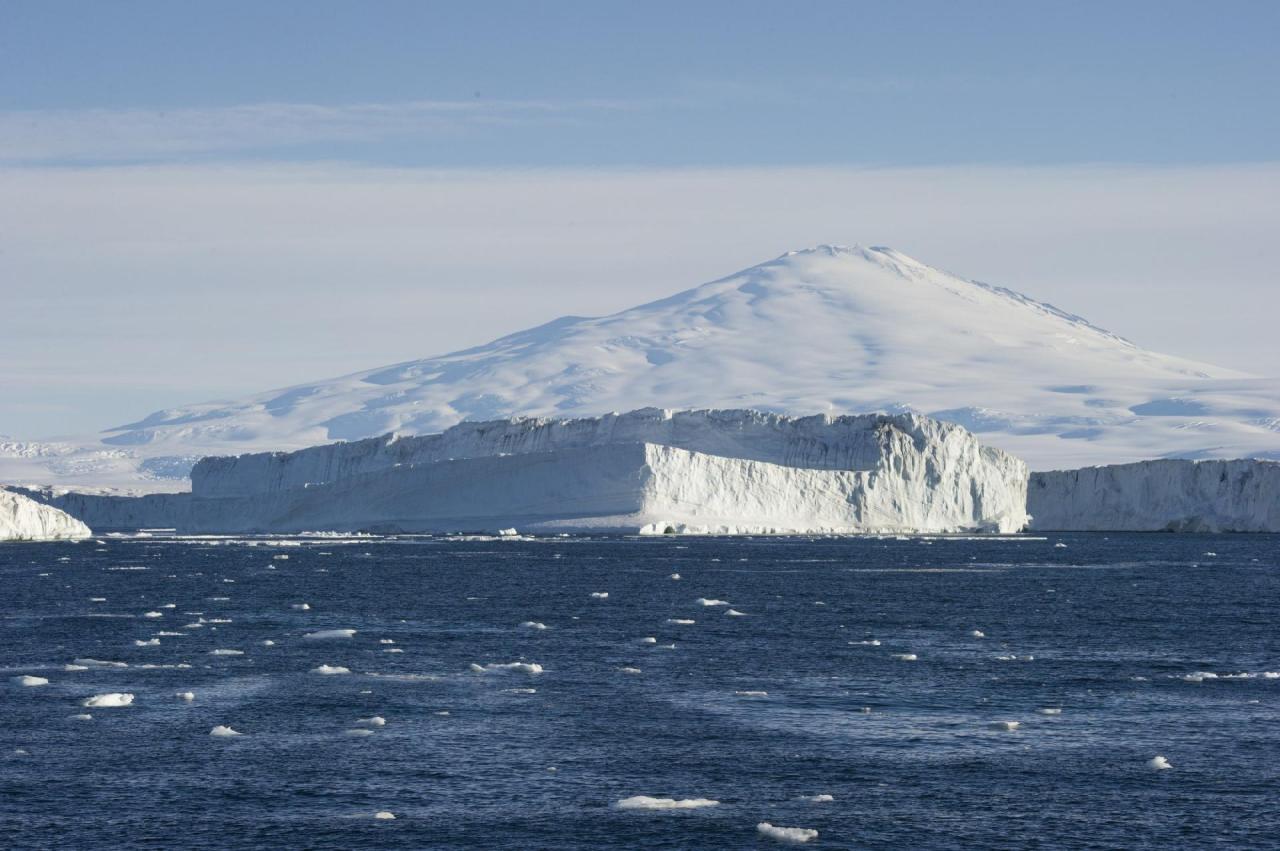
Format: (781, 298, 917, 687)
(0, 97, 657, 163)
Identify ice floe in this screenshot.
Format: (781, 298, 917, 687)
(133, 638, 160, 647)
(590, 592, 609, 599)
(83, 692, 134, 707)
(520, 621, 548, 630)
(356, 716, 386, 727)
(74, 658, 127, 668)
(311, 665, 351, 675)
(291, 603, 311, 611)
(176, 691, 195, 701)
(891, 653, 918, 661)
(757, 822, 819, 844)
(210, 725, 242, 737)
(619, 667, 642, 674)
(988, 720, 1020, 731)
(1149, 755, 1172, 770)
(667, 618, 695, 625)
(373, 811, 396, 820)
(735, 690, 769, 697)
(799, 794, 834, 802)
(615, 796, 719, 810)
(210, 649, 244, 656)
(13, 675, 49, 686)
(725, 609, 747, 616)
(696, 598, 729, 606)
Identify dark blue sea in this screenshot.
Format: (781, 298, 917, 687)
(2, 533, 1278, 849)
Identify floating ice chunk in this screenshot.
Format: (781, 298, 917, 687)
(311, 665, 351, 675)
(615, 796, 719, 810)
(261, 640, 276, 646)
(344, 728, 375, 736)
(356, 716, 386, 727)
(90, 597, 106, 602)
(1203, 551, 1217, 557)
(971, 630, 986, 638)
(70, 713, 93, 721)
(272, 554, 289, 560)
(210, 725, 242, 737)
(891, 653, 918, 661)
(210, 649, 243, 656)
(799, 794, 834, 803)
(379, 639, 395, 644)
(696, 598, 729, 607)
(373, 811, 396, 820)
(1054, 542, 1068, 549)
(469, 662, 543, 675)
(670, 573, 681, 580)
(303, 629, 356, 640)
(143, 611, 163, 618)
(988, 721, 1020, 731)
(383, 648, 403, 653)
(177, 691, 195, 701)
(725, 609, 747, 616)
(64, 664, 88, 672)
(498, 528, 519, 537)
(134, 638, 161, 647)
(83, 693, 134, 707)
(590, 592, 609, 599)
(851, 639, 880, 646)
(620, 667, 643, 674)
(75, 658, 127, 668)
(506, 687, 537, 694)
(1149, 755, 1172, 770)
(154, 631, 186, 637)
(995, 654, 1017, 661)
(1037, 707, 1063, 715)
(520, 621, 548, 630)
(735, 690, 769, 697)
(641, 637, 657, 644)
(813, 601, 827, 607)
(291, 603, 311, 611)
(14, 675, 49, 687)
(757, 822, 819, 844)
(667, 618, 696, 625)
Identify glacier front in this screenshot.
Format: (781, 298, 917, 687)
(1029, 459, 1280, 532)
(21, 409, 1030, 535)
(0, 488, 92, 542)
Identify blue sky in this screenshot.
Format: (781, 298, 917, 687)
(4, 1, 1278, 167)
(2, 2, 1278, 438)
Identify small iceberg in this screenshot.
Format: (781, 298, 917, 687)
(988, 720, 1020, 732)
(891, 653, 918, 661)
(311, 665, 352, 675)
(13, 675, 49, 687)
(469, 662, 543, 675)
(1149, 755, 1172, 770)
(344, 728, 375, 737)
(735, 690, 769, 697)
(303, 629, 356, 640)
(143, 611, 163, 618)
(291, 603, 311, 611)
(619, 667, 642, 674)
(133, 638, 161, 647)
(971, 630, 985, 638)
(1037, 707, 1062, 715)
(667, 618, 695, 625)
(725, 609, 747, 617)
(799, 794, 833, 802)
(373, 811, 396, 820)
(520, 621, 548, 630)
(590, 592, 609, 599)
(670, 573, 681, 580)
(757, 822, 819, 844)
(615, 796, 719, 810)
(176, 691, 195, 701)
(210, 725, 242, 737)
(69, 713, 93, 721)
(83, 692, 134, 708)
(355, 716, 387, 727)
(696, 598, 729, 607)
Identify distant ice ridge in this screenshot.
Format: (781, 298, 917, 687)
(1029, 458, 1280, 532)
(0, 488, 91, 541)
(42, 408, 1025, 535)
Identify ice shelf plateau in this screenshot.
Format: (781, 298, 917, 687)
(0, 488, 92, 542)
(9, 408, 1031, 535)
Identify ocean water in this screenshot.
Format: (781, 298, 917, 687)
(2, 533, 1278, 850)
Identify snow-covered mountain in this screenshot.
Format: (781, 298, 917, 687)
(5, 244, 1279, 491)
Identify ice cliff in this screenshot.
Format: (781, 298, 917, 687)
(0, 488, 92, 541)
(1029, 459, 1280, 532)
(22, 409, 1031, 535)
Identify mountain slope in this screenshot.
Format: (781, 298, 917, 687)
(6, 245, 1279, 490)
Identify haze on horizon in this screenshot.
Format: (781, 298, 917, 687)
(3, 0, 1278, 439)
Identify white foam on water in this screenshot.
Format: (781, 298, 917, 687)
(590, 592, 609, 599)
(520, 621, 548, 630)
(154, 631, 186, 637)
(210, 725, 242, 737)
(696, 598, 729, 606)
(383, 648, 403, 653)
(469, 662, 543, 674)
(725, 609, 747, 616)
(667, 619, 695, 625)
(799, 794, 834, 802)
(90, 597, 106, 602)
(988, 721, 1020, 731)
(891, 653, 918, 661)
(14, 675, 49, 686)
(311, 665, 351, 675)
(1149, 755, 1172, 770)
(83, 692, 134, 707)
(757, 822, 819, 844)
(183, 623, 204, 629)
(373, 811, 396, 820)
(615, 796, 719, 810)
(210, 649, 244, 656)
(356, 716, 386, 727)
(379, 639, 395, 644)
(303, 629, 356, 640)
